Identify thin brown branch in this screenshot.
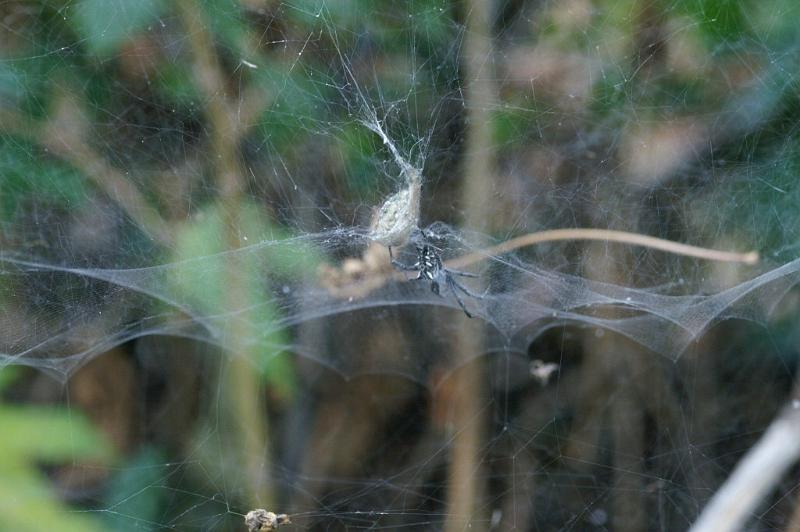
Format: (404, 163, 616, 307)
(177, 0, 241, 199)
(447, 228, 759, 270)
(442, 0, 494, 528)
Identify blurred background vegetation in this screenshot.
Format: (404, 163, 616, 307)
(2, 0, 800, 530)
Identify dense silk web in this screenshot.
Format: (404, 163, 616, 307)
(0, 230, 794, 379)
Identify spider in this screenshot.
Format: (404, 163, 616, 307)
(389, 231, 482, 318)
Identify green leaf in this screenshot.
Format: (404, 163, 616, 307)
(102, 447, 167, 531)
(254, 58, 328, 153)
(151, 61, 200, 108)
(491, 108, 534, 149)
(170, 201, 322, 399)
(198, 0, 249, 55)
(0, 475, 106, 532)
(72, 0, 165, 56)
(0, 367, 21, 392)
(749, 0, 800, 47)
(0, 136, 87, 222)
(0, 64, 25, 102)
(0, 398, 114, 532)
(671, 0, 749, 44)
(0, 58, 70, 118)
(0, 406, 115, 463)
(333, 122, 382, 196)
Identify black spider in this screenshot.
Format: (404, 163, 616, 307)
(389, 232, 482, 318)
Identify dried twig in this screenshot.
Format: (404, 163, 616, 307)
(447, 228, 759, 270)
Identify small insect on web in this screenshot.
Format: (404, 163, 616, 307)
(390, 228, 484, 318)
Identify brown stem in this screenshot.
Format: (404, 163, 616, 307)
(447, 228, 759, 270)
(177, 0, 273, 509)
(442, 0, 494, 528)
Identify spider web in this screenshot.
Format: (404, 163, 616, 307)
(1, 0, 800, 530)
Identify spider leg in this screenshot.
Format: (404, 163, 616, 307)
(445, 268, 479, 278)
(388, 246, 420, 272)
(447, 275, 486, 300)
(445, 275, 473, 318)
(393, 260, 419, 272)
(429, 280, 441, 296)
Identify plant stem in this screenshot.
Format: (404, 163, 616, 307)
(443, 0, 495, 528)
(177, 0, 273, 510)
(447, 228, 759, 270)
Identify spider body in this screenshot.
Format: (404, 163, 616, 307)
(416, 244, 443, 291)
(390, 232, 482, 318)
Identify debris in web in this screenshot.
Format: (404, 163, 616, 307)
(244, 509, 290, 532)
(530, 360, 559, 386)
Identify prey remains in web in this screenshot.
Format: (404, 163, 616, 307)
(365, 116, 484, 318)
(244, 509, 290, 532)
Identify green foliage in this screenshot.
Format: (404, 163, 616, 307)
(286, 0, 359, 28)
(72, 0, 165, 56)
(255, 58, 328, 154)
(0, 366, 20, 391)
(672, 0, 749, 44)
(198, 0, 250, 55)
(0, 57, 70, 119)
(170, 202, 322, 400)
(749, 0, 800, 46)
(491, 108, 535, 150)
(102, 447, 167, 531)
(0, 63, 26, 103)
(335, 122, 383, 195)
(0, 136, 87, 222)
(0, 369, 114, 532)
(410, 0, 453, 51)
(589, 73, 630, 118)
(151, 61, 201, 108)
